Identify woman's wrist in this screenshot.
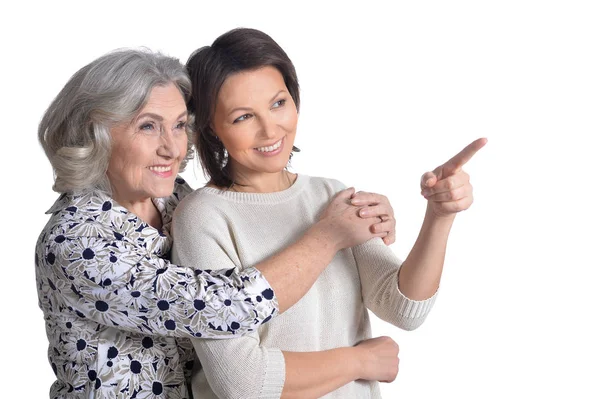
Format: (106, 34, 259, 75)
(425, 203, 457, 229)
(342, 346, 363, 381)
(308, 220, 343, 253)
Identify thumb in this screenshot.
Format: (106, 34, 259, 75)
(335, 186, 356, 201)
(420, 172, 437, 190)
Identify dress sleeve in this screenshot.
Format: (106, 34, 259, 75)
(41, 229, 278, 339)
(352, 238, 437, 331)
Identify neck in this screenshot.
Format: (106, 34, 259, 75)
(229, 169, 296, 193)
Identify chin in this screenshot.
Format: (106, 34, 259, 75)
(152, 184, 177, 198)
(264, 164, 289, 174)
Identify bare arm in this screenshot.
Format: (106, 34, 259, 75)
(282, 336, 398, 399)
(253, 221, 339, 314)
(397, 206, 455, 299)
(399, 138, 487, 299)
(281, 349, 359, 399)
(192, 334, 398, 399)
(193, 337, 358, 399)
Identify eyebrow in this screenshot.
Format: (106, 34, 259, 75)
(227, 107, 252, 117)
(227, 90, 287, 117)
(270, 90, 286, 104)
(136, 111, 188, 122)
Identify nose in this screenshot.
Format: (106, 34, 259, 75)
(258, 115, 278, 140)
(157, 130, 181, 159)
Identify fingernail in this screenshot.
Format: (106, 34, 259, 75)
(359, 209, 368, 217)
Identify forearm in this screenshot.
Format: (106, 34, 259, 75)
(399, 204, 455, 300)
(256, 222, 338, 313)
(281, 347, 359, 399)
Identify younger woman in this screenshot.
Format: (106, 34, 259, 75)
(173, 28, 486, 398)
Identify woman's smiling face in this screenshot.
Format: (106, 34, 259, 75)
(212, 66, 298, 180)
(106, 83, 189, 204)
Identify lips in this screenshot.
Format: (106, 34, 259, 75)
(148, 164, 175, 177)
(255, 138, 283, 153)
(148, 165, 172, 173)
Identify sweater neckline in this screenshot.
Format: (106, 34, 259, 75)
(200, 174, 308, 204)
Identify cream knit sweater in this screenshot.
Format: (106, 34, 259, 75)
(171, 175, 437, 399)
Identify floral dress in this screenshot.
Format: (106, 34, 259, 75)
(35, 177, 278, 398)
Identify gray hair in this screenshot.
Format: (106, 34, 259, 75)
(38, 48, 194, 194)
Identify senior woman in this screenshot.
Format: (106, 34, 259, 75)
(35, 49, 398, 398)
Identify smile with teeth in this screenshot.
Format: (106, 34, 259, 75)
(255, 139, 282, 153)
(149, 165, 172, 172)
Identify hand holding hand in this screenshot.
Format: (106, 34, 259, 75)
(317, 187, 385, 250)
(420, 138, 487, 218)
(350, 191, 397, 245)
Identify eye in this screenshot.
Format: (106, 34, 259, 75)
(175, 120, 187, 130)
(233, 114, 252, 124)
(272, 99, 286, 108)
(139, 122, 156, 132)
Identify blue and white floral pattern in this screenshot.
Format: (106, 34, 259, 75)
(35, 177, 278, 398)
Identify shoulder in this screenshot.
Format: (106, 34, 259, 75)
(40, 190, 118, 241)
(175, 186, 227, 216)
(303, 175, 348, 195)
(36, 192, 129, 272)
(172, 187, 231, 233)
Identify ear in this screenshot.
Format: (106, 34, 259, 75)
(208, 122, 220, 139)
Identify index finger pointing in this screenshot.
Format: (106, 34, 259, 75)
(444, 137, 488, 171)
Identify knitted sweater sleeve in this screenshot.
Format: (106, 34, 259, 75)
(352, 238, 438, 331)
(171, 195, 286, 398)
(322, 177, 438, 331)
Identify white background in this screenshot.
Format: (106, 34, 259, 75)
(1, 0, 598, 398)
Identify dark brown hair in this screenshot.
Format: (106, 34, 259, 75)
(186, 28, 300, 188)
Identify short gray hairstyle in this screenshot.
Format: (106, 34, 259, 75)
(38, 48, 194, 194)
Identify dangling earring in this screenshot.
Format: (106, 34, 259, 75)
(214, 135, 228, 169)
(288, 145, 300, 164)
(221, 147, 229, 169)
